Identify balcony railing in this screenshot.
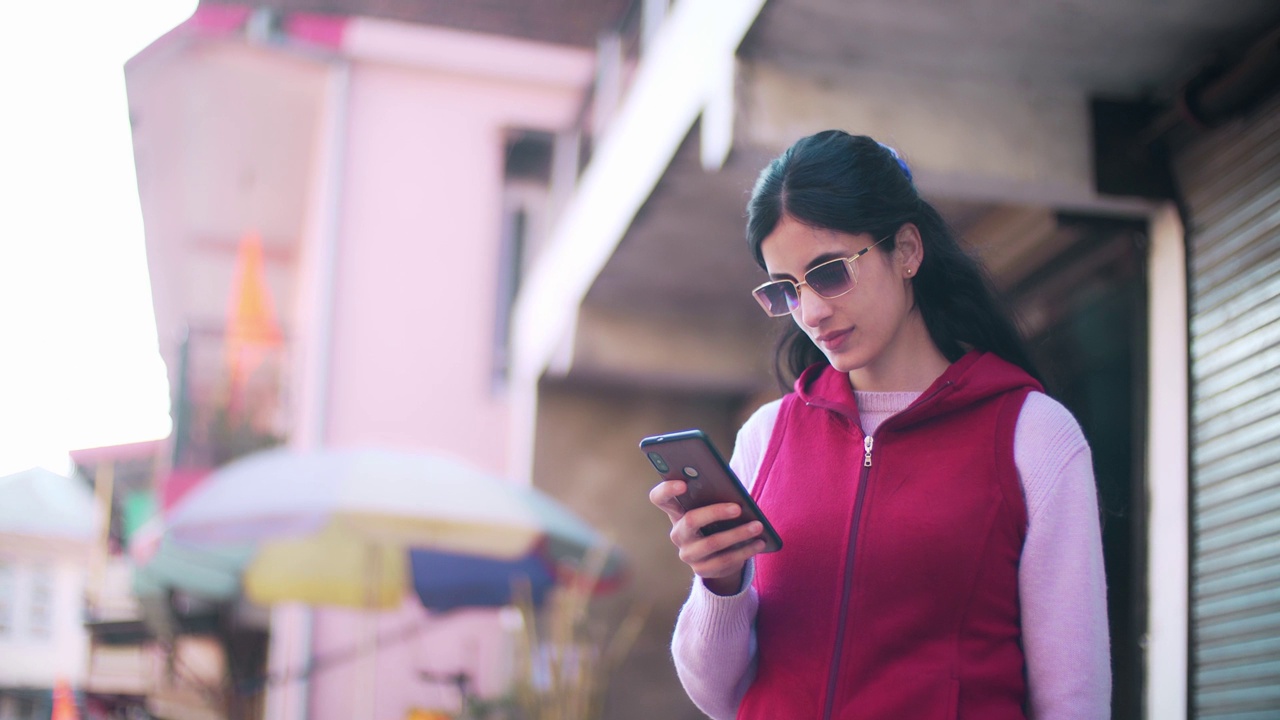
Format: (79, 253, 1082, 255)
(170, 323, 288, 472)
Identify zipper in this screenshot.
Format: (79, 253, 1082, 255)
(817, 380, 952, 719)
(822, 451, 872, 719)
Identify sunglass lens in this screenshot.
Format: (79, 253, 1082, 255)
(806, 258, 855, 298)
(753, 283, 797, 316)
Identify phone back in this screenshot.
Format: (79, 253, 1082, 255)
(640, 429, 782, 552)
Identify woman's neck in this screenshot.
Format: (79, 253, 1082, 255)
(847, 311, 950, 392)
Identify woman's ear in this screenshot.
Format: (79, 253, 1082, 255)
(895, 223, 924, 277)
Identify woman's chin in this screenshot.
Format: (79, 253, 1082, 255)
(822, 349, 867, 375)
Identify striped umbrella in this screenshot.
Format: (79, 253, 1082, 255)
(155, 447, 622, 609)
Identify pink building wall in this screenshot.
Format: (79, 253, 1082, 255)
(302, 21, 590, 478)
(285, 19, 592, 720)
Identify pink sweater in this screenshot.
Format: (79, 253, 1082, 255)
(671, 390, 1111, 719)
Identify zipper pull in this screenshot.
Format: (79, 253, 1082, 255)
(864, 436, 874, 467)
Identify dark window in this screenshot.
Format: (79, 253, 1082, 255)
(493, 131, 554, 388)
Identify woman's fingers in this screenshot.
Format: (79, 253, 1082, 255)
(686, 535, 766, 582)
(674, 507, 766, 580)
(649, 481, 767, 580)
(670, 502, 741, 543)
(648, 479, 688, 522)
(678, 519, 762, 564)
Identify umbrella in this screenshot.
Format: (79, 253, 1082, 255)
(157, 446, 622, 610)
(134, 528, 589, 613)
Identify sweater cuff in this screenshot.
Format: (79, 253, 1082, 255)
(686, 560, 758, 636)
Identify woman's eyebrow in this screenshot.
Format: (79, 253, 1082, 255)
(806, 251, 846, 270)
(768, 251, 846, 280)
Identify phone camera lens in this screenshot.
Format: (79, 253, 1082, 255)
(647, 452, 669, 473)
(682, 466, 699, 479)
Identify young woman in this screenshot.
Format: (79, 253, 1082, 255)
(649, 131, 1110, 719)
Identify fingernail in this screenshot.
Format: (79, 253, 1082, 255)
(748, 522, 762, 533)
(726, 505, 741, 517)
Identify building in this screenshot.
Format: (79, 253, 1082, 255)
(71, 439, 219, 720)
(0, 468, 95, 719)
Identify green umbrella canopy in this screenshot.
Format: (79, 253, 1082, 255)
(129, 511, 258, 601)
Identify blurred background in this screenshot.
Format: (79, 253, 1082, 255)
(1, 0, 1278, 718)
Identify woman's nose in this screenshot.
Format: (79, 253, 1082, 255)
(796, 286, 834, 328)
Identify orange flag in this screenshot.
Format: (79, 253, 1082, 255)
(51, 678, 79, 720)
(225, 230, 282, 409)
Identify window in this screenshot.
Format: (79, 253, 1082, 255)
(493, 130, 553, 388)
(0, 563, 13, 637)
(0, 693, 44, 720)
(16, 695, 40, 720)
(28, 568, 53, 639)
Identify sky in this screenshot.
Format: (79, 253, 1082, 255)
(0, 1, 197, 476)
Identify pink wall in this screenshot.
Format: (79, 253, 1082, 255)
(304, 27, 590, 720)
(306, 601, 516, 718)
(324, 64, 583, 480)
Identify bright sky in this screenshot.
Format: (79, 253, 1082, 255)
(0, 1, 197, 476)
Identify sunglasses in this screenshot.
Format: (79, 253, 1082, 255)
(751, 234, 892, 317)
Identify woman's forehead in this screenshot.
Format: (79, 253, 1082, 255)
(763, 217, 865, 258)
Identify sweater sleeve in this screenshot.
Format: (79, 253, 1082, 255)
(1015, 392, 1112, 720)
(670, 400, 781, 719)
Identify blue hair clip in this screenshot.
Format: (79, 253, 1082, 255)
(878, 142, 913, 182)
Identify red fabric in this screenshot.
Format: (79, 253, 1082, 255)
(738, 351, 1038, 719)
(190, 5, 254, 34)
(161, 467, 213, 512)
(284, 13, 348, 49)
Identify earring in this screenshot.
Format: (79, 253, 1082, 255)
(906, 268, 913, 276)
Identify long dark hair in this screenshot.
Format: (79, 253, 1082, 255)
(747, 130, 1042, 388)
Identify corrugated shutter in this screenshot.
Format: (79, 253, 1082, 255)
(1178, 90, 1280, 719)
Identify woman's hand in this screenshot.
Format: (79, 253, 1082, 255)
(649, 479, 767, 596)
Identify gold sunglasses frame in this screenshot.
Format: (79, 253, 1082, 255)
(751, 233, 893, 317)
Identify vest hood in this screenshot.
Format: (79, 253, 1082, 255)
(794, 350, 1043, 432)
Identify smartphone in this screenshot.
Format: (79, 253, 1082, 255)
(639, 429, 782, 553)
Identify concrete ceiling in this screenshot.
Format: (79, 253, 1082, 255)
(744, 0, 1280, 97)
(584, 127, 774, 320)
(585, 0, 1280, 335)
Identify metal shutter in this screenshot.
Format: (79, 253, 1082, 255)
(1179, 90, 1280, 719)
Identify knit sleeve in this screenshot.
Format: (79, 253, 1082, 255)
(1015, 392, 1112, 720)
(730, 399, 781, 493)
(669, 400, 780, 719)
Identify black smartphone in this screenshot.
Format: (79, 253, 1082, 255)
(639, 429, 782, 553)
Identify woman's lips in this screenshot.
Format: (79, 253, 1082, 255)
(815, 327, 852, 348)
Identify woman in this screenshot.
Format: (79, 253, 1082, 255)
(649, 131, 1110, 719)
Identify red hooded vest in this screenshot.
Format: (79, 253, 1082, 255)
(737, 351, 1039, 719)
